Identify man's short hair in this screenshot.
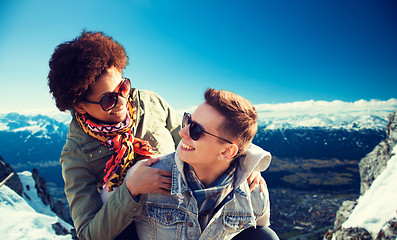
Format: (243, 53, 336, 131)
(48, 30, 128, 111)
(204, 88, 257, 157)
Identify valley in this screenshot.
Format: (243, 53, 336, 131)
(0, 108, 394, 239)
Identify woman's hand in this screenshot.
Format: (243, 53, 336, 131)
(247, 171, 266, 192)
(126, 158, 172, 198)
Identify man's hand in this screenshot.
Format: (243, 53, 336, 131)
(126, 158, 172, 198)
(247, 171, 266, 192)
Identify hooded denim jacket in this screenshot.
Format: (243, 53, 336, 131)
(109, 143, 272, 240)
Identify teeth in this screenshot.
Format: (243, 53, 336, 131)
(182, 142, 194, 150)
(112, 109, 124, 115)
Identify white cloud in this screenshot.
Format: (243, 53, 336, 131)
(255, 98, 397, 116)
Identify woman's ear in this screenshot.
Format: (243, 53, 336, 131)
(219, 143, 239, 161)
(74, 103, 87, 115)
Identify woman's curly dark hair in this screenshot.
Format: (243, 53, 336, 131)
(48, 30, 129, 111)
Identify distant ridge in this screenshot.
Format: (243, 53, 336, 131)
(0, 99, 395, 193)
(2, 99, 396, 130)
(255, 98, 397, 130)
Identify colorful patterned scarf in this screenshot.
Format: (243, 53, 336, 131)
(75, 97, 154, 192)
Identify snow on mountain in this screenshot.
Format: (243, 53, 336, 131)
(0, 171, 73, 239)
(0, 108, 72, 128)
(341, 144, 397, 238)
(255, 98, 397, 130)
(1, 99, 396, 133)
(0, 112, 69, 142)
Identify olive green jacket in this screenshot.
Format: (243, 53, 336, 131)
(60, 89, 181, 240)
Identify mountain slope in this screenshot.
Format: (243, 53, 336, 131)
(343, 145, 397, 237)
(325, 111, 397, 239)
(0, 171, 74, 239)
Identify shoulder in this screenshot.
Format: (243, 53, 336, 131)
(150, 153, 176, 171)
(62, 117, 113, 164)
(133, 89, 172, 111)
(66, 117, 95, 145)
(134, 89, 168, 104)
(137, 89, 162, 99)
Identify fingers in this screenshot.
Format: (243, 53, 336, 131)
(148, 169, 172, 189)
(161, 182, 172, 191)
(249, 176, 260, 191)
(247, 174, 255, 186)
(259, 177, 266, 193)
(140, 159, 172, 177)
(249, 175, 266, 193)
(158, 169, 172, 177)
(142, 157, 160, 166)
(156, 188, 171, 196)
(247, 171, 261, 191)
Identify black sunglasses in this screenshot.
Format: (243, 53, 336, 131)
(182, 112, 233, 144)
(84, 78, 131, 111)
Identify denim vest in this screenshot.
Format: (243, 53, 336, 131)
(134, 144, 271, 240)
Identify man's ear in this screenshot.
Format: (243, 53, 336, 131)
(74, 103, 87, 115)
(219, 144, 239, 161)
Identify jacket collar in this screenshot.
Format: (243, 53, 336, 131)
(170, 142, 271, 196)
(130, 88, 145, 134)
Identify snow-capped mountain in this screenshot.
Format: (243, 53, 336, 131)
(0, 99, 396, 192)
(0, 112, 70, 134)
(0, 171, 74, 239)
(0, 113, 69, 170)
(342, 146, 397, 237)
(325, 111, 397, 239)
(1, 98, 396, 133)
(255, 98, 397, 130)
(252, 99, 397, 161)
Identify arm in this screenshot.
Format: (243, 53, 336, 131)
(247, 171, 266, 192)
(61, 142, 141, 240)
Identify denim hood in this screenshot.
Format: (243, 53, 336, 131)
(172, 142, 272, 197)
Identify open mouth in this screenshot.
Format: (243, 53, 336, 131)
(111, 108, 125, 115)
(181, 142, 195, 150)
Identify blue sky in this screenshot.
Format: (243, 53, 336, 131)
(0, 0, 396, 113)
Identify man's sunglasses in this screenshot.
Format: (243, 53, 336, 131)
(84, 78, 131, 111)
(182, 112, 233, 144)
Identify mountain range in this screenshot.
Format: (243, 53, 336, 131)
(1, 99, 397, 239)
(0, 99, 396, 193)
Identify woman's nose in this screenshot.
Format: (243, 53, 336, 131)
(116, 94, 127, 106)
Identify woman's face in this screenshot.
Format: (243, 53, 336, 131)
(75, 67, 129, 124)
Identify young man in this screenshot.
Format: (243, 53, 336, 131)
(118, 88, 278, 239)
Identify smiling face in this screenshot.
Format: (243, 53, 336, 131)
(74, 67, 129, 124)
(178, 102, 233, 171)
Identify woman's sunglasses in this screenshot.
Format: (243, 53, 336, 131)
(182, 112, 233, 144)
(84, 78, 131, 111)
